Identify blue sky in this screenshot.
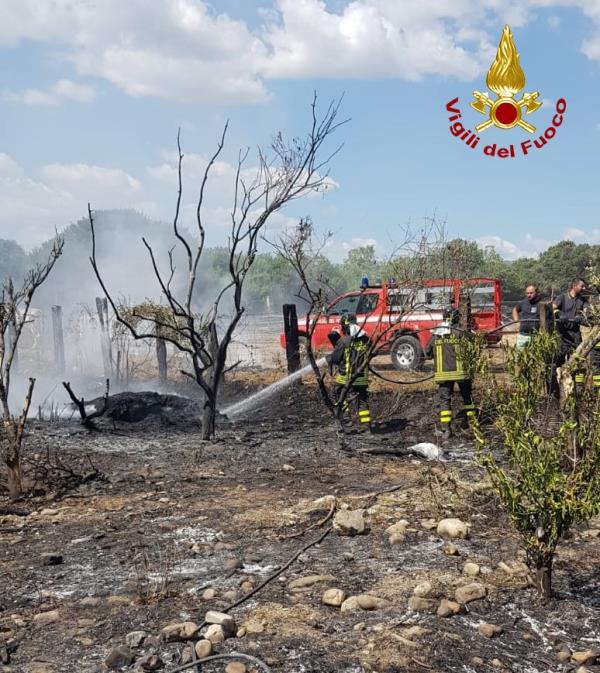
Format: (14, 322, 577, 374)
(1, 0, 600, 261)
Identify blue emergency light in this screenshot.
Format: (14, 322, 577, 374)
(361, 276, 369, 289)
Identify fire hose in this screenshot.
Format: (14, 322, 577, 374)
(367, 320, 522, 386)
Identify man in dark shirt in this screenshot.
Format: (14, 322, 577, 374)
(553, 278, 588, 377)
(512, 284, 541, 349)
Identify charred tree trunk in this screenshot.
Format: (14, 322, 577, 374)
(6, 443, 23, 500)
(534, 557, 553, 600)
(201, 403, 216, 440)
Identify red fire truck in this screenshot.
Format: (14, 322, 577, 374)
(280, 277, 503, 370)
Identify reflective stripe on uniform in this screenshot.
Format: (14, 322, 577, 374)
(440, 410, 452, 423)
(358, 409, 371, 424)
(593, 375, 600, 387)
(575, 373, 585, 383)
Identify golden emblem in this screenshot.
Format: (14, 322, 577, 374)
(471, 25, 542, 133)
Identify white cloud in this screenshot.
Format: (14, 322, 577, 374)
(477, 235, 523, 260)
(0, 155, 152, 247)
(564, 226, 600, 243)
(4, 79, 96, 105)
(3, 1, 600, 104)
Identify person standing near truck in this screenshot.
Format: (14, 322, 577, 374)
(512, 284, 542, 349)
(432, 307, 476, 441)
(553, 278, 588, 391)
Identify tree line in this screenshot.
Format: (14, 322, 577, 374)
(1, 211, 597, 311)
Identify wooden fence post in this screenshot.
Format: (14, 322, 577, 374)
(96, 297, 113, 378)
(283, 304, 301, 374)
(51, 305, 65, 374)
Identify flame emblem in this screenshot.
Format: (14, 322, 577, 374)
(471, 25, 542, 133)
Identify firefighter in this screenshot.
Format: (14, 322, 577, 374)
(432, 307, 476, 440)
(552, 278, 588, 392)
(327, 314, 372, 432)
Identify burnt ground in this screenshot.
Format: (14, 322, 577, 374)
(1, 372, 600, 673)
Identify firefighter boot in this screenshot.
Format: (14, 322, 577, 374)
(438, 409, 452, 444)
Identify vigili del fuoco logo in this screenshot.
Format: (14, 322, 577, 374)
(445, 25, 566, 157)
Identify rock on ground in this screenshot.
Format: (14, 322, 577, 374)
(104, 645, 135, 670)
(437, 518, 470, 540)
(455, 583, 487, 604)
(333, 509, 367, 536)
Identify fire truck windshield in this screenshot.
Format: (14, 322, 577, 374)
(327, 293, 378, 316)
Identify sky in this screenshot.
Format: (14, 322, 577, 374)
(1, 0, 600, 263)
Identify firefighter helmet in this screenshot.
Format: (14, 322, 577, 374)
(340, 313, 356, 335)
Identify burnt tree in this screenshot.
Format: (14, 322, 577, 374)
(90, 95, 345, 439)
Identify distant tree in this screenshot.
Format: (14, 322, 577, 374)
(0, 240, 28, 284)
(341, 245, 380, 288)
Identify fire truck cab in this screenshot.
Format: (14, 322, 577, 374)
(280, 277, 502, 371)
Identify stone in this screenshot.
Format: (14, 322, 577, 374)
(195, 639, 213, 658)
(437, 599, 461, 617)
(204, 624, 226, 643)
(282, 463, 295, 472)
(343, 552, 354, 561)
(491, 659, 504, 668)
(357, 594, 390, 610)
(30, 664, 56, 673)
(497, 561, 513, 575)
(479, 623, 503, 638)
(236, 627, 247, 638)
(205, 611, 236, 636)
(571, 650, 598, 666)
(340, 596, 361, 613)
(80, 597, 101, 607)
(104, 645, 135, 669)
(222, 590, 239, 602)
(225, 663, 247, 673)
(471, 656, 484, 666)
(202, 588, 217, 600)
(225, 558, 243, 570)
(322, 588, 346, 607)
(463, 562, 480, 577)
(240, 581, 254, 593)
(437, 518, 470, 540)
(385, 521, 409, 536)
(137, 654, 163, 671)
(556, 649, 571, 663)
(41, 553, 63, 566)
(180, 648, 193, 665)
(160, 622, 198, 642)
(78, 618, 95, 627)
(353, 622, 366, 632)
(40, 508, 59, 516)
(289, 575, 335, 589)
(33, 610, 59, 625)
(389, 533, 405, 545)
(421, 518, 438, 530)
(125, 631, 146, 648)
(442, 542, 459, 556)
(408, 596, 437, 613)
(333, 509, 367, 536)
(455, 583, 487, 604)
(413, 581, 432, 597)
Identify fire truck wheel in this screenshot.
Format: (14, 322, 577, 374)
(390, 335, 424, 371)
